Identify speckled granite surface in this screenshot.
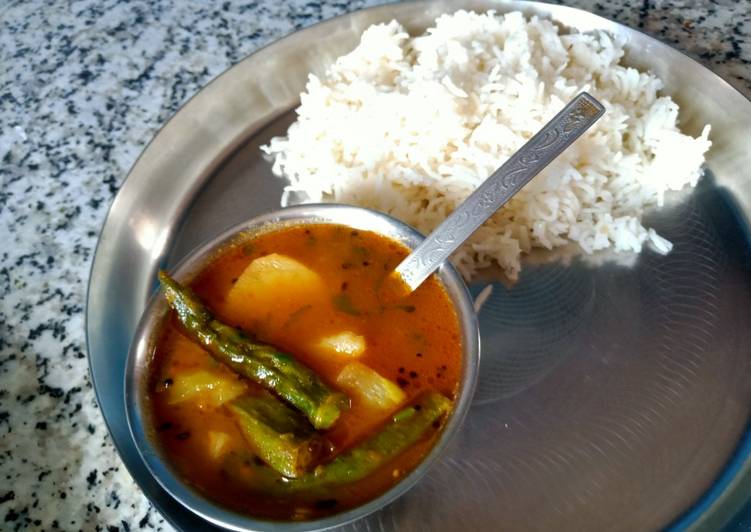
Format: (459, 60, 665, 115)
(0, 0, 748, 530)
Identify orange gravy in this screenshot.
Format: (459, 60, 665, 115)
(149, 224, 462, 520)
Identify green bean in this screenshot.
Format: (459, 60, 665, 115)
(229, 393, 325, 478)
(248, 392, 451, 492)
(158, 271, 347, 429)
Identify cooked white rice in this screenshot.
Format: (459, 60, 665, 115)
(261, 10, 711, 280)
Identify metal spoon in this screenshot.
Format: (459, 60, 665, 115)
(393, 92, 605, 292)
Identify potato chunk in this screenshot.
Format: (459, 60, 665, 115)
(316, 331, 366, 358)
(225, 253, 326, 330)
(207, 431, 232, 460)
(166, 370, 247, 409)
(336, 362, 405, 411)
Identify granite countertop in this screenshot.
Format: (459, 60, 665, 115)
(0, 0, 749, 530)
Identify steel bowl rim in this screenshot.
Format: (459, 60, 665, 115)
(124, 203, 481, 532)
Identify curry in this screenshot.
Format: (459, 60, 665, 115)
(148, 223, 462, 520)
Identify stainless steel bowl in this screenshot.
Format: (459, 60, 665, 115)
(124, 204, 481, 532)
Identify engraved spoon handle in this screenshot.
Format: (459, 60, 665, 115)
(394, 92, 605, 292)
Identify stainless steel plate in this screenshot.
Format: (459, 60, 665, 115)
(86, 1, 751, 530)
